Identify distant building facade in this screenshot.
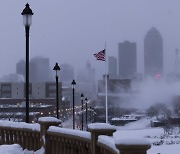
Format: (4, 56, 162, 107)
(144, 27, 163, 78)
(108, 56, 117, 76)
(0, 82, 62, 100)
(16, 57, 53, 82)
(118, 41, 137, 79)
(76, 61, 96, 100)
(60, 63, 74, 86)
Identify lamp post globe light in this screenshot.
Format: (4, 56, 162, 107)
(80, 93, 84, 130)
(85, 97, 88, 129)
(21, 3, 33, 123)
(53, 63, 60, 119)
(71, 79, 76, 129)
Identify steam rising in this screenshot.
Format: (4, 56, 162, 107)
(132, 78, 180, 110)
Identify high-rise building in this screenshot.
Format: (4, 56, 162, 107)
(16, 60, 25, 76)
(108, 56, 117, 76)
(76, 61, 96, 100)
(118, 41, 137, 79)
(16, 57, 53, 82)
(144, 27, 163, 78)
(30, 57, 53, 82)
(60, 63, 74, 86)
(175, 48, 180, 76)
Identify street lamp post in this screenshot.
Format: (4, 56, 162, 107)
(85, 97, 88, 129)
(89, 106, 92, 123)
(80, 93, 84, 130)
(21, 3, 33, 123)
(71, 79, 76, 129)
(53, 63, 60, 119)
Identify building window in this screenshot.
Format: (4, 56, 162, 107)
(2, 86, 11, 91)
(48, 93, 56, 98)
(49, 85, 56, 90)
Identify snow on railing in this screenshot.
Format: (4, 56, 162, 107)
(0, 118, 152, 154)
(0, 120, 40, 131)
(0, 120, 41, 151)
(48, 126, 91, 139)
(98, 135, 119, 154)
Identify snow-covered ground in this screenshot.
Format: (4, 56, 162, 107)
(0, 144, 44, 154)
(114, 118, 180, 154)
(0, 118, 180, 153)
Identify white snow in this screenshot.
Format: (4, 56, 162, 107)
(34, 147, 45, 154)
(115, 138, 151, 146)
(148, 144, 180, 154)
(113, 118, 180, 153)
(38, 117, 61, 123)
(0, 144, 44, 154)
(0, 118, 180, 153)
(0, 144, 24, 154)
(98, 135, 119, 153)
(0, 120, 40, 131)
(48, 126, 91, 139)
(88, 123, 116, 130)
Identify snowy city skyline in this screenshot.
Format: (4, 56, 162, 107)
(0, 0, 180, 79)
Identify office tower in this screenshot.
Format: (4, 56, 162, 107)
(118, 41, 137, 79)
(30, 57, 53, 82)
(76, 61, 96, 99)
(16, 57, 53, 82)
(175, 48, 180, 76)
(60, 63, 74, 85)
(108, 56, 117, 76)
(16, 59, 25, 76)
(144, 27, 163, 78)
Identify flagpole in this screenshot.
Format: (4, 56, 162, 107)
(105, 42, 108, 123)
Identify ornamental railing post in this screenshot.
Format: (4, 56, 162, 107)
(87, 123, 116, 154)
(38, 117, 61, 154)
(115, 138, 151, 154)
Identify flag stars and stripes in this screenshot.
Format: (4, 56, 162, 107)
(93, 49, 105, 61)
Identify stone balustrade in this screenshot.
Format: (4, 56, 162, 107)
(0, 118, 151, 154)
(0, 126, 41, 150)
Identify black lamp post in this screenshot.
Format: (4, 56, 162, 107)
(85, 97, 88, 129)
(71, 79, 76, 129)
(80, 93, 84, 130)
(53, 63, 60, 119)
(90, 106, 92, 123)
(21, 3, 33, 123)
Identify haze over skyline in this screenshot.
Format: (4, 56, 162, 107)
(0, 0, 180, 79)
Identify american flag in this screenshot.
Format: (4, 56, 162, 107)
(93, 49, 105, 61)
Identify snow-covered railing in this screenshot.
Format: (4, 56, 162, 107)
(0, 118, 152, 154)
(46, 127, 91, 154)
(97, 135, 119, 154)
(0, 120, 41, 151)
(88, 123, 118, 154)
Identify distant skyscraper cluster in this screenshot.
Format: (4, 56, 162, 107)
(16, 56, 53, 82)
(108, 27, 164, 79)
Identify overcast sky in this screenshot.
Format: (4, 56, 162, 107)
(0, 0, 180, 79)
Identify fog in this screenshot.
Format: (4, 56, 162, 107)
(132, 79, 180, 110)
(0, 0, 180, 79)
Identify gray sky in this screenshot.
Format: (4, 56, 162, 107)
(0, 0, 180, 79)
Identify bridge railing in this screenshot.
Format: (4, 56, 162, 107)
(0, 118, 151, 154)
(0, 120, 41, 151)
